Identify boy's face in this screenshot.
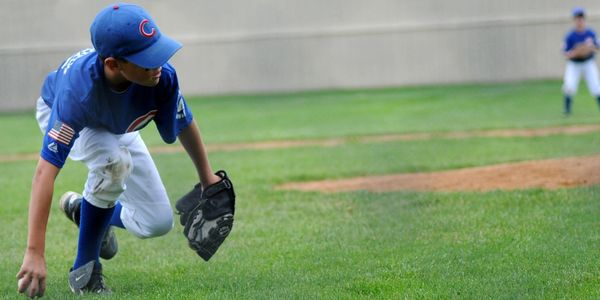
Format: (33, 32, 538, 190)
(574, 16, 586, 31)
(117, 60, 162, 87)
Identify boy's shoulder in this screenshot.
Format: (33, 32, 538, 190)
(59, 49, 96, 75)
(565, 29, 578, 40)
(56, 49, 102, 98)
(586, 28, 597, 36)
(42, 49, 101, 107)
(566, 28, 579, 36)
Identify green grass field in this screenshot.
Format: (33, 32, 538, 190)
(1, 80, 599, 299)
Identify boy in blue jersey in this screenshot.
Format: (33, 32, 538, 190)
(562, 7, 600, 115)
(17, 3, 223, 297)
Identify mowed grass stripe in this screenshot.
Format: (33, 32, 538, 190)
(2, 124, 600, 162)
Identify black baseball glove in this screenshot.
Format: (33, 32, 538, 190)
(175, 170, 235, 261)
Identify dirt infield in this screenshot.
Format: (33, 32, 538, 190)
(277, 155, 600, 193)
(3, 124, 600, 163)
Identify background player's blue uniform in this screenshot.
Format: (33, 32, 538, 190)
(562, 10, 600, 115)
(564, 29, 598, 62)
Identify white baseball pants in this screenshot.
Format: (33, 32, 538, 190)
(562, 59, 600, 97)
(36, 97, 173, 238)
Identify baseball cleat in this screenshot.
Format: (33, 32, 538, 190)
(68, 261, 112, 295)
(99, 228, 118, 260)
(59, 191, 119, 260)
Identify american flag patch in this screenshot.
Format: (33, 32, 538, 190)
(48, 121, 74, 145)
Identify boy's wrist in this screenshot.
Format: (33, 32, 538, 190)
(201, 173, 221, 187)
(25, 246, 44, 257)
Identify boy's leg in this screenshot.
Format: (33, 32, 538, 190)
(564, 95, 573, 115)
(65, 129, 133, 293)
(562, 61, 582, 115)
(562, 62, 582, 114)
(69, 130, 172, 255)
(112, 133, 173, 239)
(582, 59, 600, 109)
(73, 200, 114, 269)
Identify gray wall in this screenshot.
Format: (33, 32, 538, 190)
(2, 1, 600, 111)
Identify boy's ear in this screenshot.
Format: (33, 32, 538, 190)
(104, 57, 121, 70)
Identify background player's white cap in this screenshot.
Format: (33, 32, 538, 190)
(90, 3, 182, 69)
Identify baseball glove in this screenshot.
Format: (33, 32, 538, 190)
(175, 170, 235, 261)
(570, 43, 595, 59)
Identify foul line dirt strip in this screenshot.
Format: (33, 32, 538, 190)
(276, 155, 600, 193)
(2, 124, 600, 163)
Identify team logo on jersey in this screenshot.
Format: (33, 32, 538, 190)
(47, 142, 58, 153)
(48, 121, 74, 145)
(176, 92, 186, 120)
(126, 110, 158, 132)
(139, 19, 157, 38)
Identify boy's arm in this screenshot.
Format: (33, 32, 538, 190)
(17, 157, 60, 298)
(178, 120, 220, 186)
(176, 120, 236, 261)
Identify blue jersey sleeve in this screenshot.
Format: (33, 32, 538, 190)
(564, 31, 580, 52)
(153, 69, 194, 143)
(564, 33, 574, 52)
(40, 89, 87, 168)
(591, 30, 598, 47)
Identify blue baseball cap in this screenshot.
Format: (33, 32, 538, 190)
(90, 3, 182, 69)
(573, 7, 585, 17)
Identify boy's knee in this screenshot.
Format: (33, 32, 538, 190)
(103, 147, 133, 184)
(121, 206, 173, 239)
(149, 214, 174, 237)
(137, 212, 173, 238)
(562, 84, 576, 96)
(85, 147, 133, 206)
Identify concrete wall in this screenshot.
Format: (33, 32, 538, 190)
(2, 0, 600, 111)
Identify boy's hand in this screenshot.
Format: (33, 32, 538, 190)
(17, 251, 47, 298)
(569, 43, 595, 59)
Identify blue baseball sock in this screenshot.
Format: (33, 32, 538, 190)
(564, 95, 572, 114)
(109, 202, 125, 229)
(73, 198, 114, 269)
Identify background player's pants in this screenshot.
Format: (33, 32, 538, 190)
(36, 97, 173, 238)
(562, 59, 600, 97)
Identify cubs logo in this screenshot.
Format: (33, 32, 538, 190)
(126, 110, 158, 132)
(139, 19, 157, 38)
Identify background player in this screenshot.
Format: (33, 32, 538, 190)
(16, 3, 229, 297)
(562, 7, 600, 115)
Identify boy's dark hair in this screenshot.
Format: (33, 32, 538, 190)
(97, 55, 127, 64)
